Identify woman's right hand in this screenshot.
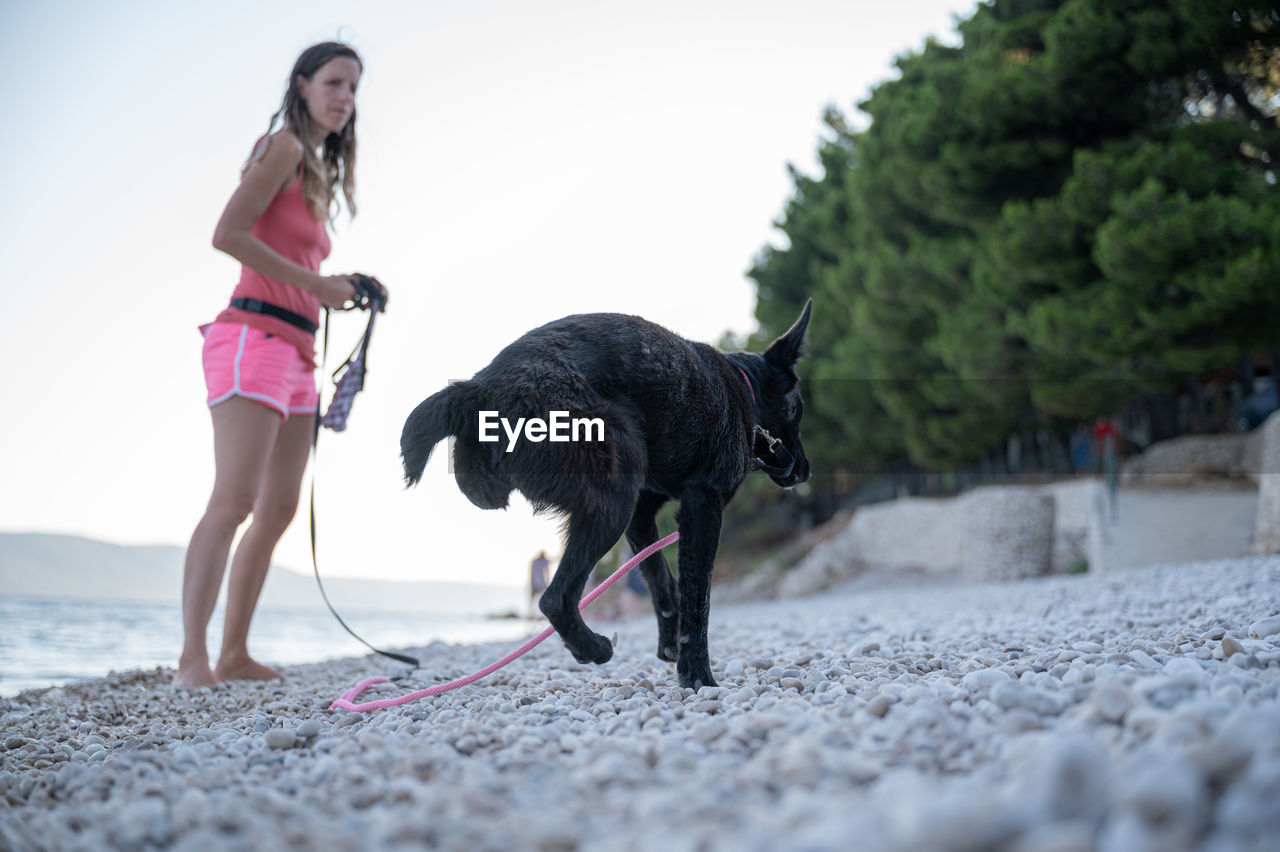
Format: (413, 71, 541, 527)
(315, 274, 360, 309)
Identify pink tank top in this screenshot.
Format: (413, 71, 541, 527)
(211, 152, 331, 366)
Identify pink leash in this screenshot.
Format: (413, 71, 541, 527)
(330, 532, 680, 712)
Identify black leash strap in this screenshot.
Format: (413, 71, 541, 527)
(310, 304, 419, 670)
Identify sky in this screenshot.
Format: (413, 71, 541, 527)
(0, 0, 977, 592)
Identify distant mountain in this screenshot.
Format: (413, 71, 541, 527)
(0, 532, 525, 616)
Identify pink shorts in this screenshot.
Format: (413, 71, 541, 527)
(202, 323, 317, 419)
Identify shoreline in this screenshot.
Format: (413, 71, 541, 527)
(0, 599, 543, 700)
(4, 556, 1280, 850)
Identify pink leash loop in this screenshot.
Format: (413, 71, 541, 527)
(330, 531, 680, 712)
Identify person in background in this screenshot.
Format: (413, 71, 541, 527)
(1070, 423, 1095, 473)
(1093, 416, 1120, 521)
(175, 42, 385, 688)
(529, 550, 551, 617)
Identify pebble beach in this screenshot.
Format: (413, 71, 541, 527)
(4, 555, 1280, 851)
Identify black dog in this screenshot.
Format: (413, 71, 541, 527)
(401, 301, 811, 689)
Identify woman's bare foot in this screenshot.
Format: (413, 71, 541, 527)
(173, 662, 218, 688)
(214, 654, 283, 682)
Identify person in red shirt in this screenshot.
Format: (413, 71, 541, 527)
(175, 42, 383, 688)
(1093, 416, 1120, 520)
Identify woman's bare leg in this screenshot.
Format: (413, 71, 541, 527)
(215, 410, 314, 682)
(175, 398, 281, 688)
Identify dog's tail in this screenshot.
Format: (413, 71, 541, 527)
(401, 383, 471, 487)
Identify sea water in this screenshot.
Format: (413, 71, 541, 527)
(0, 596, 539, 697)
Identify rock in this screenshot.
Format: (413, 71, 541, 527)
(1034, 736, 1111, 822)
(998, 708, 1046, 733)
(1098, 814, 1160, 852)
(296, 719, 322, 739)
(991, 682, 1066, 716)
(172, 787, 210, 829)
(1092, 679, 1134, 723)
(1119, 756, 1207, 825)
(1220, 636, 1245, 659)
(1124, 430, 1258, 482)
(1249, 615, 1280, 639)
(1128, 649, 1160, 669)
(1162, 657, 1209, 687)
(1009, 820, 1095, 852)
(264, 729, 296, 750)
(692, 720, 728, 744)
(962, 668, 1015, 690)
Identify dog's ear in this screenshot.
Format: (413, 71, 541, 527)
(764, 299, 812, 367)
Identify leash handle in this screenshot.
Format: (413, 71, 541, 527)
(330, 531, 681, 712)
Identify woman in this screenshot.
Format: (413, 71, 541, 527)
(175, 42, 382, 687)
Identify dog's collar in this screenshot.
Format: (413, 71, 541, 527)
(735, 366, 756, 407)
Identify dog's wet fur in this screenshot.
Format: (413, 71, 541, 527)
(401, 301, 811, 689)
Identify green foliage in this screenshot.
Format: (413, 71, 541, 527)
(750, 0, 1280, 476)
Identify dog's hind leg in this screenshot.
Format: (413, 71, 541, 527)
(530, 404, 647, 666)
(625, 490, 680, 664)
(539, 504, 634, 665)
(674, 485, 723, 690)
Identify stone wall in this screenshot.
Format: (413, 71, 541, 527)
(773, 498, 957, 598)
(841, 497, 962, 574)
(775, 423, 1276, 596)
(1253, 412, 1280, 555)
(778, 478, 1108, 594)
(1122, 430, 1263, 485)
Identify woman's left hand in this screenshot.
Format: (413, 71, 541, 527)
(352, 274, 388, 312)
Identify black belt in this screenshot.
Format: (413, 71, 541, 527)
(229, 298, 318, 335)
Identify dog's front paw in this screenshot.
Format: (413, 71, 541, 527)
(677, 652, 717, 690)
(656, 641, 679, 663)
(679, 670, 718, 691)
(567, 632, 614, 666)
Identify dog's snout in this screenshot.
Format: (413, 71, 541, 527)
(785, 453, 811, 487)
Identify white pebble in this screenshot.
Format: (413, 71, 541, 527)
(264, 729, 296, 750)
(1248, 614, 1280, 639)
(962, 668, 1014, 690)
(1092, 679, 1134, 723)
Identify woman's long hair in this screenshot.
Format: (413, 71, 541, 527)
(251, 41, 362, 223)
